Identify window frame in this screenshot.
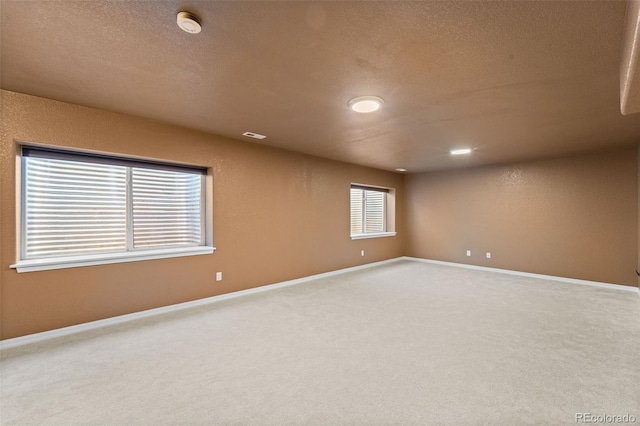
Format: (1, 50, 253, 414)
(11, 144, 215, 273)
(350, 183, 397, 240)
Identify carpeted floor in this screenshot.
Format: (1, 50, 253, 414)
(1, 260, 639, 425)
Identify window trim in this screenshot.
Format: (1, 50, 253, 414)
(11, 143, 215, 273)
(10, 246, 215, 273)
(350, 231, 397, 240)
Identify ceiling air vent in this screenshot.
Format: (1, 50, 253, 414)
(242, 132, 267, 140)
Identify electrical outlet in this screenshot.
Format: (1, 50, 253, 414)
(216, 272, 222, 281)
(486, 252, 491, 259)
(466, 250, 471, 257)
(361, 250, 365, 257)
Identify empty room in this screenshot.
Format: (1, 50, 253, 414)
(1, 1, 639, 425)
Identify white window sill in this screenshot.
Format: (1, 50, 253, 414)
(350, 232, 397, 240)
(10, 246, 215, 273)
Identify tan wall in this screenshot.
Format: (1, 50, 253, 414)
(405, 147, 638, 286)
(0, 90, 405, 339)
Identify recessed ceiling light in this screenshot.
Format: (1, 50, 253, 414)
(450, 148, 472, 155)
(243, 131, 267, 140)
(348, 96, 384, 113)
(177, 11, 202, 34)
(395, 168, 407, 172)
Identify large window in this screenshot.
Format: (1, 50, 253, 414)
(12, 146, 213, 272)
(350, 184, 396, 239)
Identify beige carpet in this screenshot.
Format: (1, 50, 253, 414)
(1, 260, 639, 425)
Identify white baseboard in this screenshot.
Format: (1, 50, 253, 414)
(402, 256, 640, 294)
(0, 257, 404, 350)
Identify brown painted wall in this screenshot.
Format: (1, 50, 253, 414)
(406, 147, 638, 286)
(2, 89, 637, 340)
(0, 90, 405, 339)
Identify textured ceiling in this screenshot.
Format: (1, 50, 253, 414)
(2, 1, 639, 173)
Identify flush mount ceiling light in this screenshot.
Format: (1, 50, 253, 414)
(348, 96, 384, 113)
(395, 168, 407, 172)
(450, 148, 473, 155)
(242, 131, 267, 140)
(177, 11, 202, 34)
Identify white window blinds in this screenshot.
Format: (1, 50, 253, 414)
(131, 168, 202, 248)
(22, 147, 206, 260)
(364, 190, 385, 233)
(350, 185, 387, 235)
(24, 157, 127, 258)
(350, 188, 364, 234)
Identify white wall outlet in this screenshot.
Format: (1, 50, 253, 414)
(486, 252, 491, 259)
(361, 250, 365, 257)
(466, 250, 471, 257)
(216, 272, 222, 281)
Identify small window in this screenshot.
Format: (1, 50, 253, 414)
(12, 146, 213, 272)
(350, 184, 396, 239)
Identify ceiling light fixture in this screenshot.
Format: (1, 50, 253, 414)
(348, 96, 384, 113)
(177, 11, 202, 34)
(395, 168, 407, 172)
(242, 131, 267, 140)
(450, 148, 472, 155)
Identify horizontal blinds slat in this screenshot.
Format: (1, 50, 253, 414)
(132, 168, 202, 248)
(24, 157, 127, 259)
